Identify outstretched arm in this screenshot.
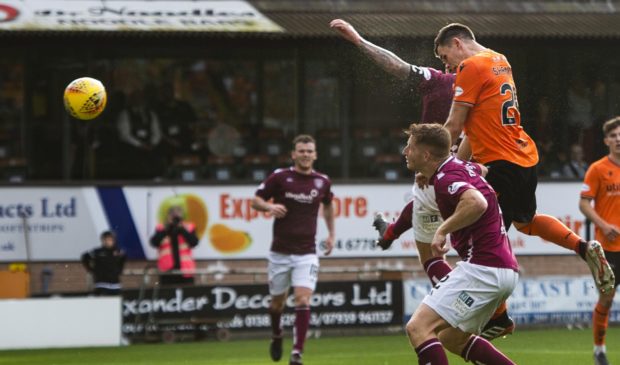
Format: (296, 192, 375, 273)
(330, 18, 411, 80)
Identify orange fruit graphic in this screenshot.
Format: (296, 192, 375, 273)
(209, 223, 252, 253)
(158, 194, 208, 239)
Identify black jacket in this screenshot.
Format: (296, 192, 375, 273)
(81, 247, 126, 285)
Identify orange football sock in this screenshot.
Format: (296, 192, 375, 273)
(491, 301, 507, 319)
(593, 302, 610, 346)
(517, 214, 581, 253)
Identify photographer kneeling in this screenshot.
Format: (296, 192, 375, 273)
(150, 205, 199, 285)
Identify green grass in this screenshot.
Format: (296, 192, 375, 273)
(1, 328, 619, 364)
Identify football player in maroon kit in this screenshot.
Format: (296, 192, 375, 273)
(404, 123, 518, 365)
(252, 134, 335, 365)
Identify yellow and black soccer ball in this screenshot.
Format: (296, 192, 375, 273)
(63, 77, 107, 120)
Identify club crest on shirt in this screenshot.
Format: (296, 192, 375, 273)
(314, 178, 324, 189)
(448, 181, 467, 194)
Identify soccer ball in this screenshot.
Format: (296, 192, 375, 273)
(63, 77, 107, 120)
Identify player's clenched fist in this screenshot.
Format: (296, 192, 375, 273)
(268, 203, 287, 218)
(329, 19, 363, 46)
(431, 231, 450, 257)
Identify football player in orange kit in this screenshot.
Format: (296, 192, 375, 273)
(434, 23, 615, 294)
(579, 117, 620, 365)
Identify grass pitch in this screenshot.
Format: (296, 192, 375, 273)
(1, 327, 618, 365)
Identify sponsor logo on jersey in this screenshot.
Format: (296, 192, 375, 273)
(454, 86, 464, 96)
(606, 183, 620, 192)
(285, 189, 318, 204)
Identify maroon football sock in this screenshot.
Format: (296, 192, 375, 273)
(269, 307, 283, 337)
(415, 338, 448, 365)
(389, 200, 414, 238)
(461, 336, 515, 365)
(423, 257, 452, 285)
(292, 306, 310, 353)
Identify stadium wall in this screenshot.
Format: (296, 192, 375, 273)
(0, 182, 594, 295)
(0, 255, 591, 296)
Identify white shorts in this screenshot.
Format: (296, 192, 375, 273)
(412, 184, 443, 243)
(422, 261, 519, 334)
(268, 252, 319, 295)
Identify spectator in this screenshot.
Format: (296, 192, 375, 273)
(150, 205, 199, 285)
(549, 149, 568, 179)
(561, 143, 589, 179)
(116, 89, 163, 178)
(207, 120, 242, 157)
(155, 82, 197, 163)
(81, 231, 126, 296)
(566, 76, 593, 146)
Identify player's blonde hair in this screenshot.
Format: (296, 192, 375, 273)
(603, 116, 620, 136)
(405, 123, 451, 159)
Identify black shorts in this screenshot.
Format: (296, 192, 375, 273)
(604, 250, 620, 288)
(484, 160, 538, 230)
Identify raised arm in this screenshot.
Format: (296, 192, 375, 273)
(330, 18, 411, 80)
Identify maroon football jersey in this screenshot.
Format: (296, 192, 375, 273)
(255, 167, 333, 255)
(431, 157, 518, 271)
(414, 66, 455, 123)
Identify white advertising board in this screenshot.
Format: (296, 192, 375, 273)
(0, 296, 121, 349)
(0, 188, 109, 261)
(0, 182, 591, 261)
(0, 0, 283, 32)
(404, 276, 620, 325)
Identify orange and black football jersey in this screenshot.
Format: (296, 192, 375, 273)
(581, 157, 620, 251)
(453, 50, 538, 167)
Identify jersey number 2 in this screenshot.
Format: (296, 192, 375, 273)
(500, 83, 518, 125)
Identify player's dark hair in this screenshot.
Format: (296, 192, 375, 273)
(603, 116, 620, 136)
(434, 23, 476, 57)
(100, 230, 115, 240)
(405, 123, 451, 159)
(292, 134, 316, 150)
